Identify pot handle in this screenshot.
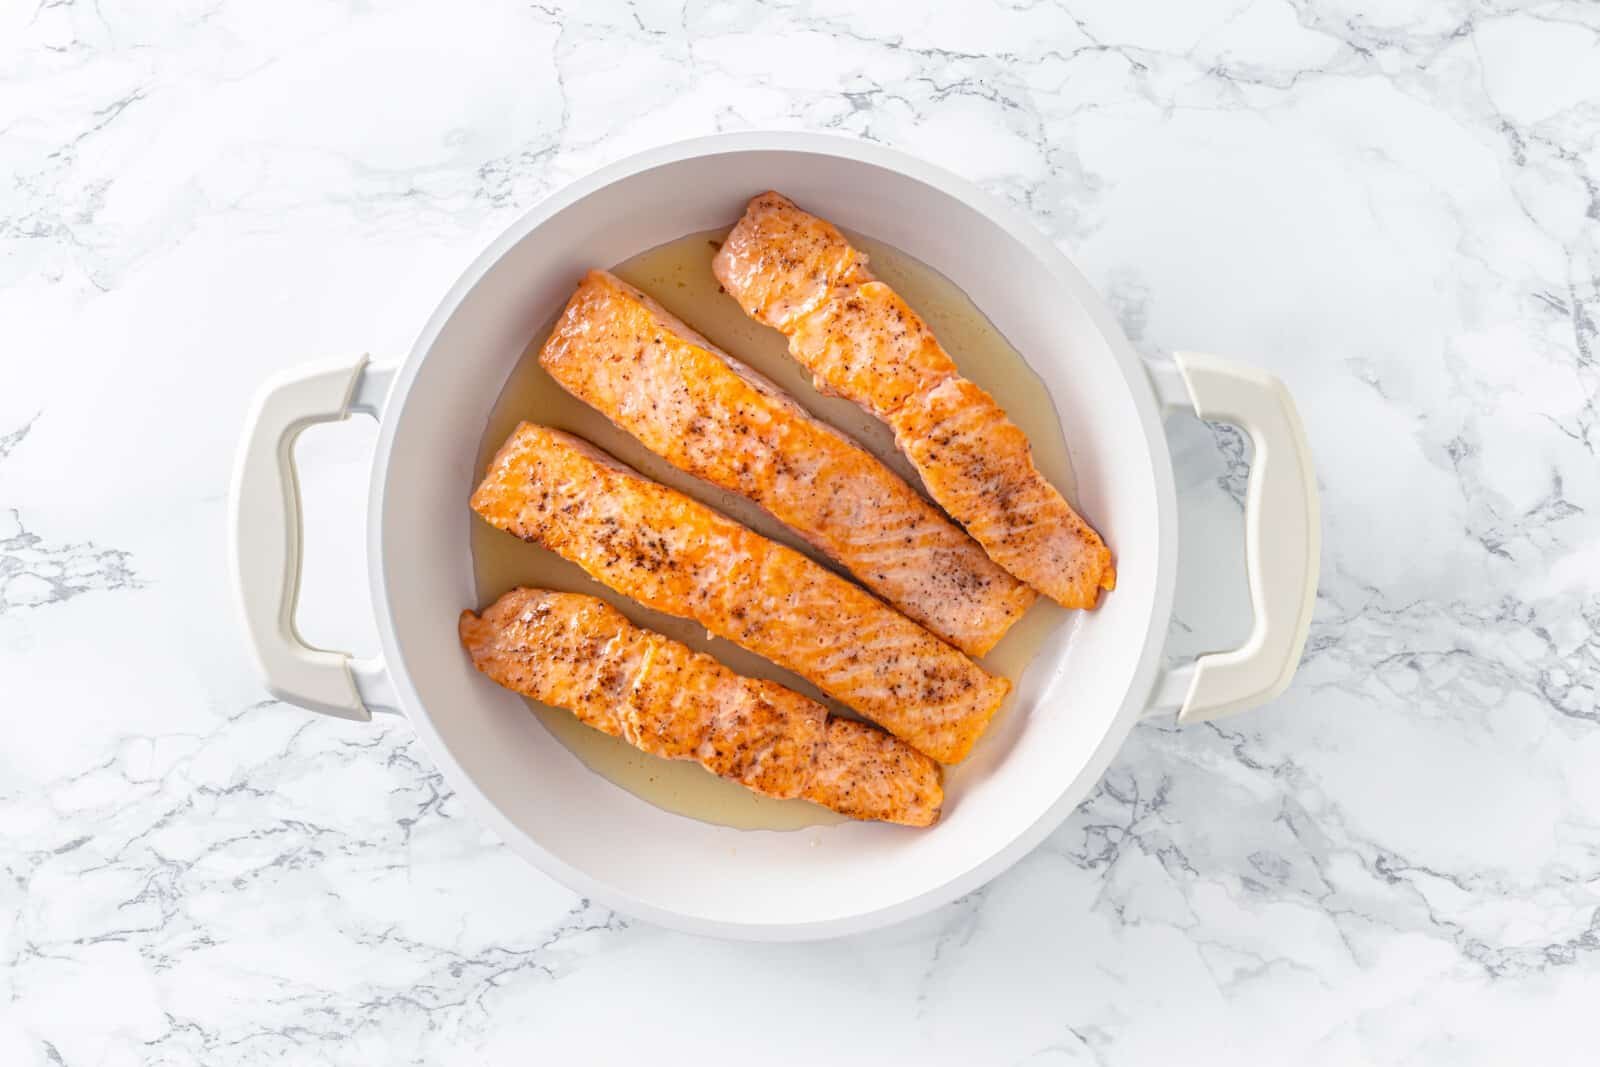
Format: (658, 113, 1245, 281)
(228, 355, 400, 721)
(1144, 352, 1320, 723)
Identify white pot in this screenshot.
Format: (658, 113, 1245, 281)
(229, 133, 1319, 941)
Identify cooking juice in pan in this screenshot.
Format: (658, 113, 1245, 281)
(471, 228, 1077, 830)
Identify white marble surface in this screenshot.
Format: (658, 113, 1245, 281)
(3, 0, 1598, 1062)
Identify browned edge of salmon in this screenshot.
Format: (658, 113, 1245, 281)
(711, 190, 1116, 609)
(460, 588, 942, 826)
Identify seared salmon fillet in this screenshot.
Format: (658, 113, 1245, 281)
(713, 191, 1116, 609)
(539, 269, 1035, 656)
(460, 589, 942, 826)
(471, 424, 1010, 763)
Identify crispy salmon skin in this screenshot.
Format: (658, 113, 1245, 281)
(470, 424, 1010, 763)
(538, 269, 1034, 656)
(460, 589, 942, 826)
(713, 191, 1115, 609)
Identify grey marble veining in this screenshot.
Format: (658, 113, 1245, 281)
(1, 0, 1596, 1063)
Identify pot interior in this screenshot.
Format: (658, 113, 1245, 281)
(372, 141, 1167, 933)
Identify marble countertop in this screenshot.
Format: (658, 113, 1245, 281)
(3, 1, 1597, 1063)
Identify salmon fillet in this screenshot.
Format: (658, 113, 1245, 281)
(460, 589, 942, 826)
(712, 191, 1116, 609)
(471, 424, 1010, 763)
(538, 269, 1035, 656)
